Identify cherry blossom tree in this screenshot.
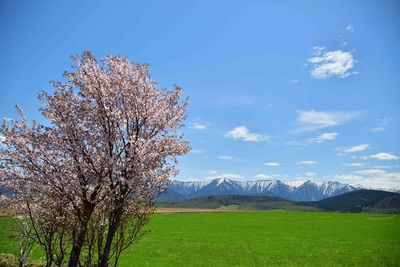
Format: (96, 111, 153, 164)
(0, 51, 190, 266)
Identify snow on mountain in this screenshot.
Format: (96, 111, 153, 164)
(285, 180, 307, 190)
(162, 178, 359, 202)
(189, 177, 245, 198)
(169, 180, 208, 195)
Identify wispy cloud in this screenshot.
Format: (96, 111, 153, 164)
(371, 117, 391, 133)
(307, 132, 338, 143)
(226, 126, 269, 142)
(0, 134, 5, 143)
(371, 165, 399, 169)
(307, 47, 356, 79)
(189, 122, 208, 130)
(370, 127, 385, 133)
(297, 160, 317, 165)
(284, 140, 307, 146)
(263, 162, 279, 167)
(344, 163, 364, 167)
(346, 25, 354, 32)
(354, 169, 385, 176)
(286, 132, 338, 146)
(217, 155, 244, 162)
(255, 174, 273, 179)
(336, 144, 370, 154)
(296, 110, 360, 132)
(362, 152, 400, 161)
(190, 149, 204, 154)
(304, 172, 317, 177)
(217, 155, 235, 160)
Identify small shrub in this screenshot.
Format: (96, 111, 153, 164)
(0, 254, 17, 267)
(0, 254, 43, 267)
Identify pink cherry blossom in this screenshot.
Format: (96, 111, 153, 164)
(0, 51, 190, 267)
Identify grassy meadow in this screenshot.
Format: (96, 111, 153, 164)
(1, 211, 399, 266)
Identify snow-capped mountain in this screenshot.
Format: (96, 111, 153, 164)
(161, 178, 358, 202)
(290, 180, 355, 201)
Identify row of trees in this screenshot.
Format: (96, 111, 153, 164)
(0, 52, 190, 266)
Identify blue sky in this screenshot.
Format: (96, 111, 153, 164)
(1, 1, 399, 188)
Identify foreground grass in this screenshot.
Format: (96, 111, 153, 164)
(1, 211, 399, 266)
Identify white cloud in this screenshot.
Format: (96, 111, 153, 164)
(371, 165, 398, 169)
(263, 162, 280, 167)
(218, 155, 234, 160)
(354, 169, 386, 176)
(255, 174, 273, 180)
(297, 160, 317, 165)
(307, 47, 356, 79)
(217, 155, 244, 162)
(304, 172, 317, 177)
(189, 122, 208, 130)
(296, 110, 360, 131)
(370, 117, 391, 133)
(307, 132, 338, 143)
(346, 25, 354, 32)
(284, 140, 307, 146)
(334, 170, 400, 190)
(336, 144, 370, 154)
(190, 149, 203, 154)
(289, 79, 299, 83)
(370, 127, 385, 132)
(362, 152, 400, 161)
(344, 163, 364, 167)
(286, 132, 338, 146)
(208, 170, 217, 174)
(226, 126, 269, 142)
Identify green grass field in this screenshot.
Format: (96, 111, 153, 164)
(1, 211, 400, 266)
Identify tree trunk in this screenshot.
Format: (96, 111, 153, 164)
(98, 205, 123, 267)
(68, 204, 94, 267)
(68, 222, 88, 267)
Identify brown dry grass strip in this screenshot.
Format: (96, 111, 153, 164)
(156, 207, 251, 213)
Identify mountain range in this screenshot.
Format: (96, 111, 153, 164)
(158, 177, 358, 202)
(158, 190, 400, 213)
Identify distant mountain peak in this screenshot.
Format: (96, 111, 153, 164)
(163, 178, 360, 202)
(215, 177, 233, 185)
